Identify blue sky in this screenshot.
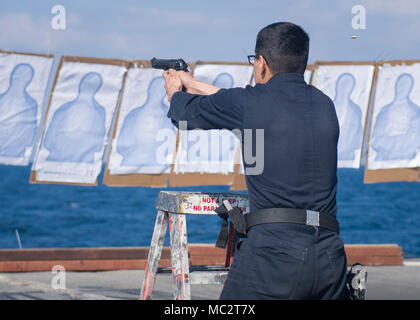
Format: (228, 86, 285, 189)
(1, 0, 420, 64)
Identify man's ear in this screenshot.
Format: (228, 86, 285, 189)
(259, 56, 268, 80)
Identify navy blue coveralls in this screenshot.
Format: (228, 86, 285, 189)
(167, 73, 348, 299)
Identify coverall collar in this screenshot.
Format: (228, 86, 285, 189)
(266, 72, 305, 84)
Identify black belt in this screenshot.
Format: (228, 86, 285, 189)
(215, 205, 339, 248)
(246, 208, 339, 233)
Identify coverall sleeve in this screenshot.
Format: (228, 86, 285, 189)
(166, 88, 243, 131)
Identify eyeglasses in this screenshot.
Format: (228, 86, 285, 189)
(247, 55, 256, 65)
(247, 54, 268, 66)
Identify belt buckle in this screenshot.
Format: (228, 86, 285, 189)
(306, 210, 319, 227)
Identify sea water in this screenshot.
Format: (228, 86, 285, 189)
(0, 165, 419, 257)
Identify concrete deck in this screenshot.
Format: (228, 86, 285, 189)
(1, 259, 420, 300)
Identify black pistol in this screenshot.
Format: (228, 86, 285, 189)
(151, 57, 189, 72)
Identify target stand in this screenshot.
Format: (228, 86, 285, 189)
(140, 191, 249, 300)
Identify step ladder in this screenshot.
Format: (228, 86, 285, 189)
(140, 191, 249, 300)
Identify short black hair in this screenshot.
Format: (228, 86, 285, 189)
(255, 22, 309, 74)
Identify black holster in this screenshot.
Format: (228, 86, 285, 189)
(214, 204, 246, 248)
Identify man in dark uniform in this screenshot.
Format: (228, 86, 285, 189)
(163, 22, 348, 299)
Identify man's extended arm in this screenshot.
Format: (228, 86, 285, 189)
(176, 71, 221, 96)
(162, 70, 243, 131)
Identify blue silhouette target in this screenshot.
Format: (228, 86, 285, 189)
(43, 72, 106, 163)
(371, 73, 420, 161)
(0, 63, 37, 157)
(333, 73, 363, 161)
(117, 76, 176, 167)
(212, 72, 234, 89)
(186, 72, 236, 163)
